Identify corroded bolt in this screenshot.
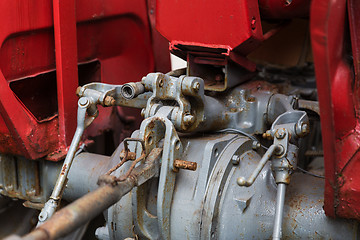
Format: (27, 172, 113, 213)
(301, 123, 309, 134)
(262, 130, 273, 140)
(104, 96, 115, 106)
(275, 129, 286, 139)
(274, 145, 285, 156)
(183, 114, 195, 125)
(173, 159, 197, 172)
(193, 82, 200, 92)
(76, 86, 83, 96)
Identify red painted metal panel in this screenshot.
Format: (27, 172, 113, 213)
(53, 0, 79, 146)
(311, 0, 360, 220)
(156, 0, 263, 55)
(0, 0, 168, 161)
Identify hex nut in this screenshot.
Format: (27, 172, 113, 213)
(275, 129, 286, 139)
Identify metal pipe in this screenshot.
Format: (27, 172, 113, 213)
(25, 179, 136, 240)
(273, 183, 286, 240)
(14, 148, 162, 240)
(237, 144, 279, 187)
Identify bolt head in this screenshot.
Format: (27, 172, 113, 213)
(183, 114, 195, 125)
(104, 96, 115, 106)
(274, 144, 285, 156)
(251, 17, 256, 30)
(193, 82, 200, 92)
(252, 141, 261, 150)
(301, 123, 309, 134)
(76, 86, 83, 96)
(78, 97, 89, 107)
(231, 155, 240, 165)
(237, 177, 246, 186)
(275, 129, 286, 139)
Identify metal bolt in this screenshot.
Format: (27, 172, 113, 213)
(301, 123, 309, 134)
(231, 155, 241, 165)
(274, 145, 285, 156)
(252, 141, 261, 150)
(104, 96, 115, 106)
(141, 108, 146, 117)
(78, 97, 89, 107)
(262, 130, 273, 140)
(158, 78, 164, 87)
(183, 114, 195, 125)
(76, 86, 83, 96)
(237, 177, 247, 186)
(193, 82, 200, 92)
(275, 129, 286, 139)
(251, 17, 256, 30)
(173, 159, 197, 172)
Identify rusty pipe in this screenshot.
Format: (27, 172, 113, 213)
(12, 148, 162, 240)
(22, 178, 136, 240)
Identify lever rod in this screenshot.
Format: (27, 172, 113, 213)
(237, 144, 281, 187)
(273, 183, 286, 240)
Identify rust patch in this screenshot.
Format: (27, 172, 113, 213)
(61, 164, 67, 175)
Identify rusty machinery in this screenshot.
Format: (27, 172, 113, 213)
(2, 0, 360, 239)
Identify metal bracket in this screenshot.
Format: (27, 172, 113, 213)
(131, 106, 183, 239)
(141, 73, 205, 131)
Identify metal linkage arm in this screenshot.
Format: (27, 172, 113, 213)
(237, 144, 281, 187)
(37, 97, 97, 225)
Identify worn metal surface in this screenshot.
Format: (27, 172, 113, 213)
(106, 133, 358, 239)
(141, 73, 205, 131)
(310, 0, 360, 219)
(16, 147, 162, 240)
(85, 77, 307, 136)
(0, 155, 42, 203)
